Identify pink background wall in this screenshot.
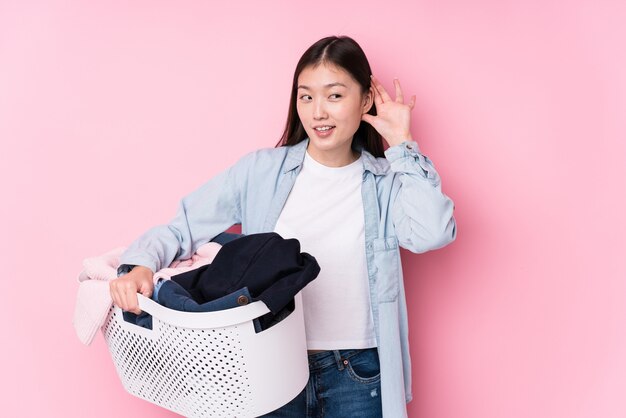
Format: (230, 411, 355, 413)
(1, 0, 624, 417)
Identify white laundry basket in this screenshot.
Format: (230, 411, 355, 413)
(101, 290, 309, 418)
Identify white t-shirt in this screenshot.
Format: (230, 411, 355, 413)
(274, 150, 377, 349)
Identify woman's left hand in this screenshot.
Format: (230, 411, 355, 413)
(361, 75, 416, 147)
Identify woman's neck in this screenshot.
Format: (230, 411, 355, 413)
(306, 145, 360, 167)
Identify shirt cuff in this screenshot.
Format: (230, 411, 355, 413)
(384, 140, 440, 185)
(384, 140, 422, 160)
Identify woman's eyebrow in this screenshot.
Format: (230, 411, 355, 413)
(297, 82, 348, 90)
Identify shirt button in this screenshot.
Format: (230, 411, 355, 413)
(237, 295, 249, 305)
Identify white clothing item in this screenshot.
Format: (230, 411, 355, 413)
(274, 150, 377, 350)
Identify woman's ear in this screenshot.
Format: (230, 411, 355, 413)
(362, 87, 374, 114)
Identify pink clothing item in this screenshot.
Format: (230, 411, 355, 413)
(73, 280, 115, 346)
(81, 246, 125, 282)
(155, 242, 221, 281)
(73, 242, 222, 345)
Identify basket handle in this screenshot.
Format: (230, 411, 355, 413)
(135, 293, 272, 329)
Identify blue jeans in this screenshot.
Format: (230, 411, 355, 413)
(260, 348, 382, 417)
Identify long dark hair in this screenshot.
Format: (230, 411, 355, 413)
(275, 36, 384, 157)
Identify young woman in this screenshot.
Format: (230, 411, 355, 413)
(110, 35, 456, 417)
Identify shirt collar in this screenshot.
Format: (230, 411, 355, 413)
(283, 137, 389, 176)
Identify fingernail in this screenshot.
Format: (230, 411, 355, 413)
(370, 74, 374, 78)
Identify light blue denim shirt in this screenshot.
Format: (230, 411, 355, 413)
(118, 137, 456, 417)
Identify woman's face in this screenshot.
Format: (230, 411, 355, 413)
(296, 62, 373, 166)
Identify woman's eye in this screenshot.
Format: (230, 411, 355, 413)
(330, 94, 342, 99)
(299, 95, 312, 101)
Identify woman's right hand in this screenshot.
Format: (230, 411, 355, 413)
(109, 266, 155, 315)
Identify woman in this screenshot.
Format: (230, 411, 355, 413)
(110, 35, 456, 417)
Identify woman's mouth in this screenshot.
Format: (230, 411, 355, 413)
(313, 125, 335, 138)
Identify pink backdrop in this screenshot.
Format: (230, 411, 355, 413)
(1, 1, 624, 417)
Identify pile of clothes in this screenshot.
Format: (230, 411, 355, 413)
(74, 232, 320, 345)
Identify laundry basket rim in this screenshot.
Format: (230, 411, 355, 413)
(133, 293, 272, 329)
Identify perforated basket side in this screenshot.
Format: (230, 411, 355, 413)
(102, 307, 255, 418)
(102, 292, 309, 417)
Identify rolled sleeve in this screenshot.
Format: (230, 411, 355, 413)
(384, 141, 457, 253)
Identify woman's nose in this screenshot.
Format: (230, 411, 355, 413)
(313, 100, 328, 120)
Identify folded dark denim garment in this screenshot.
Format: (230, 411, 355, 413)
(171, 232, 320, 317)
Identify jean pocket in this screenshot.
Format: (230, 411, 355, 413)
(345, 349, 381, 384)
(372, 236, 400, 303)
